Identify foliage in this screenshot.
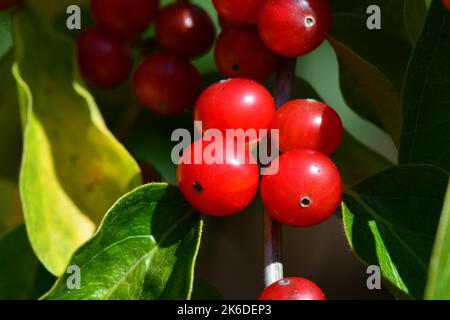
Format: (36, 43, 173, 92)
(0, 0, 448, 300)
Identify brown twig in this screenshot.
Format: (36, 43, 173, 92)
(264, 58, 297, 287)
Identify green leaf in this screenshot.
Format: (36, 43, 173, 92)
(329, 0, 421, 145)
(192, 278, 223, 300)
(425, 178, 450, 299)
(404, 0, 428, 45)
(399, 1, 450, 170)
(13, 9, 141, 276)
(0, 225, 55, 299)
(43, 183, 203, 300)
(333, 132, 392, 186)
(343, 165, 448, 299)
(336, 60, 384, 130)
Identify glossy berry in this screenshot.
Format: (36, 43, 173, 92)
(0, 0, 22, 9)
(156, 3, 215, 59)
(92, 0, 159, 39)
(133, 52, 202, 116)
(194, 78, 275, 140)
(272, 99, 343, 155)
(261, 149, 342, 227)
(77, 28, 131, 88)
(259, 277, 326, 300)
(213, 0, 264, 24)
(177, 138, 259, 216)
(215, 25, 278, 82)
(258, 0, 332, 57)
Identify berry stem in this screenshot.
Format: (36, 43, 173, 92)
(273, 58, 297, 110)
(264, 57, 297, 287)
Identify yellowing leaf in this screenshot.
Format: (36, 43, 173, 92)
(13, 9, 141, 276)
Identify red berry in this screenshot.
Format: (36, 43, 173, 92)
(215, 25, 278, 82)
(213, 0, 264, 24)
(92, 0, 159, 39)
(261, 149, 342, 227)
(443, 0, 450, 11)
(156, 3, 215, 59)
(194, 78, 275, 140)
(258, 0, 332, 57)
(177, 138, 259, 216)
(272, 99, 343, 155)
(0, 0, 22, 9)
(133, 52, 203, 116)
(76, 28, 131, 88)
(259, 277, 326, 300)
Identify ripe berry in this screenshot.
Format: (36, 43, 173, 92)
(272, 99, 343, 155)
(443, 0, 450, 11)
(177, 138, 259, 216)
(92, 0, 159, 39)
(261, 149, 342, 227)
(258, 0, 332, 57)
(156, 3, 215, 59)
(76, 28, 131, 88)
(215, 25, 278, 82)
(0, 0, 22, 9)
(194, 78, 275, 140)
(213, 0, 264, 24)
(259, 277, 326, 300)
(133, 52, 202, 116)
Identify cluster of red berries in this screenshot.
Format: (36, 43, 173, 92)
(76, 0, 334, 119)
(213, 0, 332, 81)
(77, 0, 215, 116)
(178, 79, 342, 299)
(175, 0, 339, 300)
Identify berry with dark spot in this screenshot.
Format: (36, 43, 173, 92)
(215, 25, 278, 82)
(260, 149, 342, 227)
(177, 138, 259, 216)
